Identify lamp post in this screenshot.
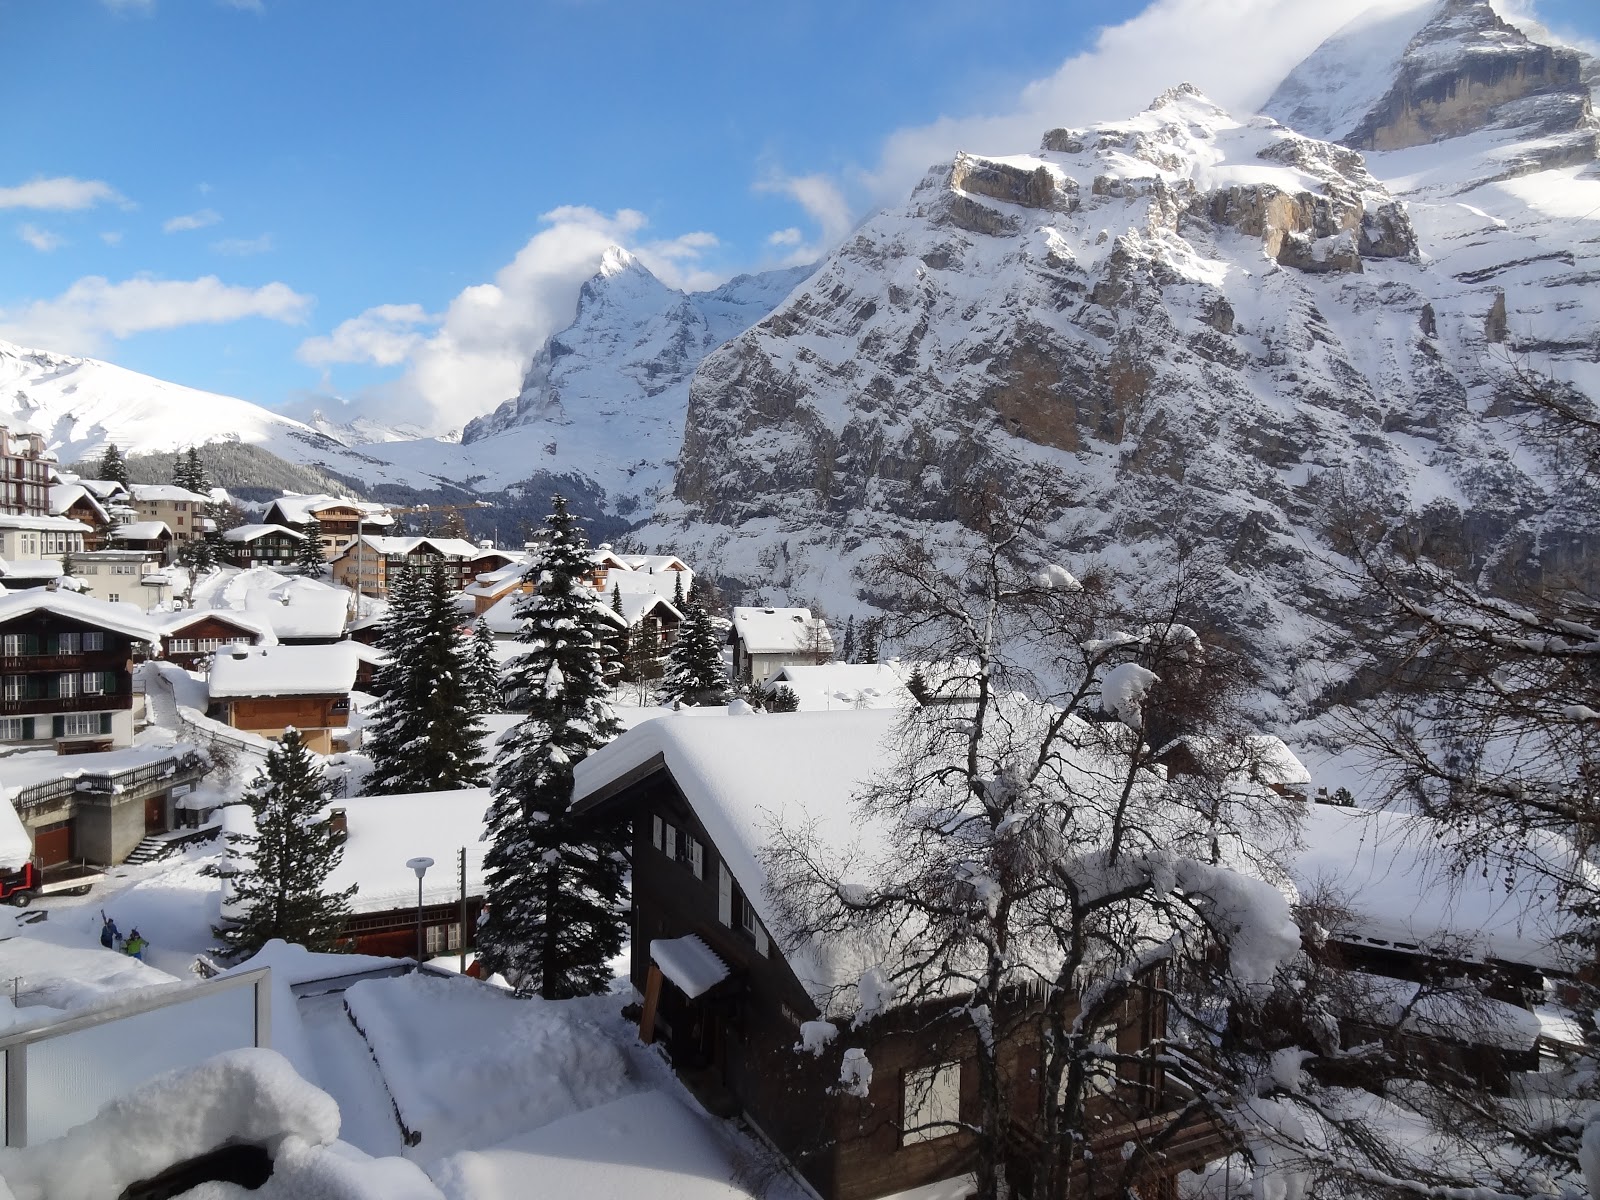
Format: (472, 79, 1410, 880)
(406, 856, 434, 963)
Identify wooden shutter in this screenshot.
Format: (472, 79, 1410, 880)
(718, 862, 733, 926)
(688, 838, 703, 880)
(753, 916, 769, 957)
(652, 815, 663, 851)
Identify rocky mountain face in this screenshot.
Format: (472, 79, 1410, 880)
(455, 250, 813, 519)
(647, 0, 1600, 699)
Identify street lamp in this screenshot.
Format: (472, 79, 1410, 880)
(406, 856, 434, 963)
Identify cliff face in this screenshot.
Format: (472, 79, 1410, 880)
(457, 250, 813, 518)
(649, 65, 1600, 693)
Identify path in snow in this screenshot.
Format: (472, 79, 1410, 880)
(297, 991, 408, 1160)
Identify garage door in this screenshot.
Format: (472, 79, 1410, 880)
(32, 820, 73, 866)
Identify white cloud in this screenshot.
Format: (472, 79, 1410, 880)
(100, 231, 123, 246)
(862, 0, 1440, 202)
(0, 177, 125, 211)
(163, 208, 222, 233)
(0, 275, 312, 356)
(766, 227, 804, 247)
(297, 303, 435, 368)
(17, 225, 65, 253)
(212, 233, 273, 256)
(299, 206, 726, 432)
(754, 170, 856, 263)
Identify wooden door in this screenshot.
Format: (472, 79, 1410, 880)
(145, 792, 166, 833)
(33, 820, 72, 866)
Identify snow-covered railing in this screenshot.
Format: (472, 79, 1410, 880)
(0, 966, 271, 1147)
(12, 750, 209, 814)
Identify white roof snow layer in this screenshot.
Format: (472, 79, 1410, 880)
(0, 588, 162, 643)
(322, 787, 491, 913)
(650, 935, 729, 999)
(731, 606, 831, 654)
(206, 642, 359, 698)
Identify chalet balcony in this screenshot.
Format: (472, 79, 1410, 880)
(0, 693, 132, 717)
(0, 653, 128, 674)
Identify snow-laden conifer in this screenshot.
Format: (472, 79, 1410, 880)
(659, 600, 729, 707)
(98, 443, 129, 488)
(467, 616, 503, 712)
(363, 562, 486, 794)
(295, 517, 326, 576)
(478, 496, 626, 998)
(215, 728, 355, 959)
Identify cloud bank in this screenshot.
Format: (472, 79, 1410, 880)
(0, 177, 125, 211)
(0, 275, 312, 356)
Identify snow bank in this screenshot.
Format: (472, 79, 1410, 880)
(184, 1137, 445, 1200)
(340, 973, 631, 1157)
(0, 936, 179, 1031)
(0, 1048, 337, 1200)
(430, 1090, 756, 1200)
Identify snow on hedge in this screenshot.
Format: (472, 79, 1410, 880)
(340, 973, 630, 1157)
(0, 1048, 337, 1200)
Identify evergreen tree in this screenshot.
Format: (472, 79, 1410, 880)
(467, 617, 503, 713)
(611, 581, 624, 617)
(478, 496, 627, 999)
(364, 563, 486, 794)
(660, 601, 730, 706)
(841, 614, 857, 664)
(177, 536, 217, 606)
(767, 683, 800, 713)
(295, 517, 326, 576)
(672, 570, 684, 608)
(174, 446, 211, 494)
(905, 664, 931, 705)
(859, 616, 881, 664)
(215, 728, 355, 959)
(98, 443, 129, 487)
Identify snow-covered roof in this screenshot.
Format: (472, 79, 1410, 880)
(0, 588, 162, 642)
(573, 707, 902, 1009)
(49, 483, 107, 522)
(0, 513, 92, 533)
(1289, 803, 1583, 972)
(207, 642, 359, 698)
(0, 744, 204, 806)
(158, 607, 277, 644)
(619, 554, 690, 573)
(730, 606, 831, 655)
(614, 592, 682, 627)
(74, 479, 130, 501)
(107, 521, 171, 541)
(335, 534, 484, 560)
(265, 493, 393, 526)
(221, 523, 305, 543)
(765, 662, 916, 711)
(238, 575, 349, 640)
(0, 559, 62, 581)
(651, 935, 730, 999)
(130, 484, 210, 504)
(1166, 734, 1311, 788)
(322, 787, 491, 913)
(481, 591, 630, 638)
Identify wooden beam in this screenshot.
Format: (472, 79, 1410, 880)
(639, 963, 663, 1046)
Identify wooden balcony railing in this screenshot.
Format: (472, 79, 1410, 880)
(0, 693, 131, 717)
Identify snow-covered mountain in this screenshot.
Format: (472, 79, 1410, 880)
(642, 0, 1600, 695)
(408, 250, 817, 515)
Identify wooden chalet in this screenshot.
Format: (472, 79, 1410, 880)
(206, 642, 359, 754)
(157, 609, 275, 670)
(0, 588, 158, 755)
(220, 523, 308, 570)
(49, 483, 110, 549)
(261, 494, 393, 559)
(572, 708, 1228, 1200)
(328, 535, 499, 599)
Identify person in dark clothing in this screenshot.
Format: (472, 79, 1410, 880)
(100, 914, 122, 951)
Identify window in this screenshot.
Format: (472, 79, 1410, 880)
(1, 676, 22, 701)
(54, 632, 80, 655)
(425, 922, 462, 955)
(82, 632, 104, 651)
(685, 835, 704, 880)
(57, 673, 78, 699)
(0, 718, 26, 741)
(107, 594, 120, 603)
(663, 823, 677, 861)
(113, 564, 137, 575)
(169, 638, 196, 654)
(81, 672, 107, 695)
(60, 712, 103, 737)
(903, 1062, 961, 1144)
(0, 634, 30, 656)
(718, 861, 733, 927)
(651, 815, 663, 851)
(739, 895, 769, 956)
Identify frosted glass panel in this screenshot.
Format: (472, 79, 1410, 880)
(27, 985, 254, 1143)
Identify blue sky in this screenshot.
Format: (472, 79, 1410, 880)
(2, 0, 1597, 434)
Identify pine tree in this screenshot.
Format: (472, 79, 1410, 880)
(842, 614, 857, 664)
(478, 496, 627, 999)
(364, 563, 486, 794)
(295, 517, 326, 576)
(177, 535, 217, 606)
(611, 581, 624, 617)
(660, 600, 730, 707)
(215, 728, 355, 959)
(673, 570, 684, 608)
(859, 616, 881, 664)
(767, 684, 800, 712)
(467, 617, 503, 712)
(98, 443, 129, 487)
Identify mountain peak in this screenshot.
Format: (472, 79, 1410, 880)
(1265, 0, 1595, 155)
(597, 245, 641, 278)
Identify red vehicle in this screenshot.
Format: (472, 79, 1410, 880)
(0, 860, 101, 906)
